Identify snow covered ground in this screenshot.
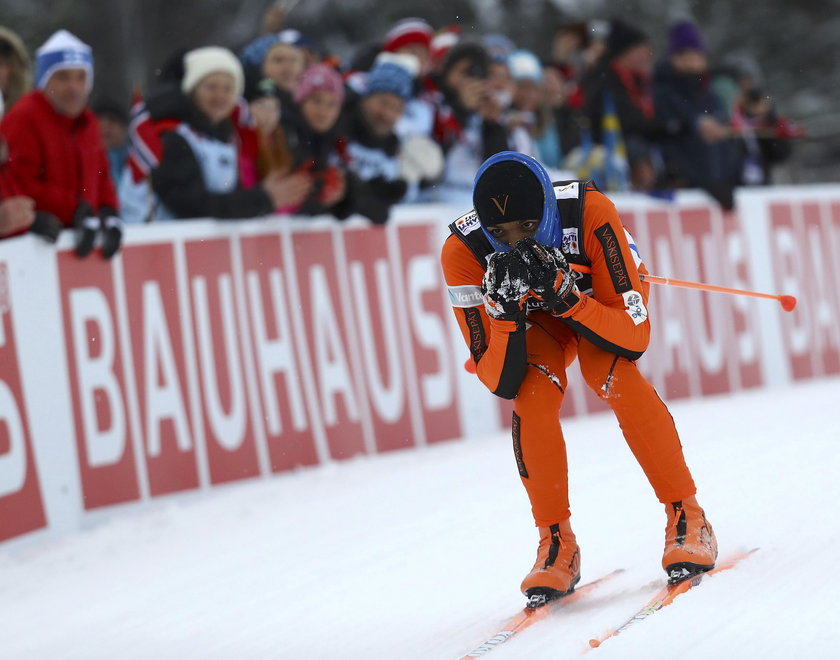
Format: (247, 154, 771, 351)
(2, 377, 839, 660)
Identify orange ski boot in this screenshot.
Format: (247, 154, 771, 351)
(520, 518, 581, 606)
(662, 495, 718, 584)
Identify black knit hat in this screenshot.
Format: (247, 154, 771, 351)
(92, 97, 129, 125)
(244, 71, 280, 103)
(473, 160, 545, 226)
(607, 19, 648, 59)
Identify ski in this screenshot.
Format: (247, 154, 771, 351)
(587, 548, 759, 650)
(457, 569, 623, 659)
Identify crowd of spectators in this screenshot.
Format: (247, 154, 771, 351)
(0, 13, 803, 255)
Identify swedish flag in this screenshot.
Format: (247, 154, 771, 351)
(601, 92, 629, 192)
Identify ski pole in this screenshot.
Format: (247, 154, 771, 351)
(638, 273, 797, 312)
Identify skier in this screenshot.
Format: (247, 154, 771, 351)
(441, 150, 717, 603)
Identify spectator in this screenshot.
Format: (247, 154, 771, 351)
(547, 21, 589, 110)
(94, 98, 130, 187)
(149, 46, 300, 220)
(482, 34, 515, 125)
(431, 42, 509, 199)
(381, 18, 436, 140)
(120, 48, 193, 224)
(580, 19, 610, 76)
(582, 19, 684, 192)
(429, 25, 461, 76)
(549, 21, 588, 76)
(121, 47, 265, 222)
(382, 18, 434, 78)
(342, 53, 437, 223)
(245, 74, 313, 205)
(240, 30, 306, 98)
(731, 87, 795, 185)
(0, 26, 31, 114)
(541, 64, 582, 170)
(282, 63, 354, 217)
(245, 75, 293, 176)
(0, 30, 120, 255)
(653, 20, 740, 208)
(505, 49, 544, 158)
(0, 26, 36, 240)
(713, 56, 799, 185)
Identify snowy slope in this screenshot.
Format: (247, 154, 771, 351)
(1, 377, 839, 660)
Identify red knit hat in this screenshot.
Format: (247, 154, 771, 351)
(383, 18, 433, 53)
(430, 25, 461, 66)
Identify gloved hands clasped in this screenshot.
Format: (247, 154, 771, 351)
(515, 237, 582, 316)
(482, 251, 531, 321)
(74, 201, 123, 259)
(481, 237, 582, 321)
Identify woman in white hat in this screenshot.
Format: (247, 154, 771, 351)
(150, 46, 309, 220)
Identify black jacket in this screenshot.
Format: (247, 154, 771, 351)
(280, 100, 356, 219)
(149, 89, 273, 220)
(652, 60, 740, 193)
(582, 62, 684, 144)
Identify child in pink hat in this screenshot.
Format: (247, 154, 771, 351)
(282, 64, 353, 217)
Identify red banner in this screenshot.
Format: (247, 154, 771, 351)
(185, 238, 261, 484)
(396, 224, 460, 444)
(343, 227, 415, 452)
(0, 263, 46, 540)
(59, 253, 141, 509)
(292, 230, 368, 459)
(122, 243, 200, 496)
(240, 233, 320, 471)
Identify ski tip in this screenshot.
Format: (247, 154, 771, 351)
(589, 639, 601, 648)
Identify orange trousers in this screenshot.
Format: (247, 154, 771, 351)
(514, 314, 697, 527)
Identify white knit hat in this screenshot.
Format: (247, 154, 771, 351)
(35, 30, 93, 92)
(181, 47, 244, 97)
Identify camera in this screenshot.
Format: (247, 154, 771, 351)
(466, 58, 488, 79)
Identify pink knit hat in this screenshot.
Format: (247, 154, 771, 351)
(293, 64, 345, 104)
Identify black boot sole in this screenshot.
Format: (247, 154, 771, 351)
(665, 561, 715, 585)
(524, 573, 582, 608)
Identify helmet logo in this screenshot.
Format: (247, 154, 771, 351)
(490, 194, 509, 215)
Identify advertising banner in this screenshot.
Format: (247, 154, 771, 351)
(1, 187, 837, 546)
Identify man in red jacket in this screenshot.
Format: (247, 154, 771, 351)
(0, 30, 122, 256)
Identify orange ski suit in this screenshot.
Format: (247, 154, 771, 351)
(441, 184, 697, 527)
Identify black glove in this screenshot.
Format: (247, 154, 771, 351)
(515, 237, 582, 316)
(481, 251, 530, 322)
(367, 176, 408, 204)
(100, 209, 123, 259)
(73, 201, 100, 257)
(30, 211, 63, 243)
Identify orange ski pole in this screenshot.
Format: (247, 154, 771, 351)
(639, 273, 797, 312)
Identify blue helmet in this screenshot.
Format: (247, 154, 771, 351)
(473, 151, 560, 253)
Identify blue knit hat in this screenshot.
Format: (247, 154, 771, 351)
(473, 151, 560, 253)
(35, 30, 93, 92)
(240, 29, 303, 70)
(365, 53, 418, 101)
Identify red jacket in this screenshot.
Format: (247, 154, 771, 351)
(0, 90, 118, 229)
